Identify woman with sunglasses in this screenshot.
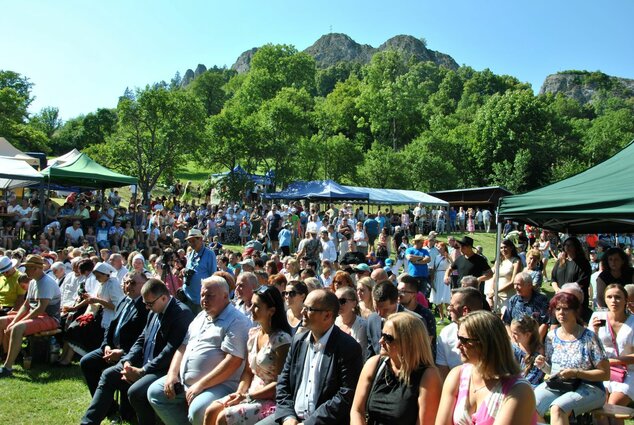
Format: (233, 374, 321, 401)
(335, 286, 368, 359)
(356, 277, 376, 319)
(533, 292, 609, 425)
(283, 280, 308, 336)
(351, 312, 441, 425)
(332, 270, 355, 291)
(204, 286, 292, 425)
(436, 310, 536, 425)
(589, 283, 634, 425)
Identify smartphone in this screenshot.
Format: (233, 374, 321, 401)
(173, 382, 184, 395)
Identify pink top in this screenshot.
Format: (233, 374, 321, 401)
(452, 364, 536, 425)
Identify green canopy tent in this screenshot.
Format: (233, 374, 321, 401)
(497, 140, 634, 234)
(41, 152, 137, 189)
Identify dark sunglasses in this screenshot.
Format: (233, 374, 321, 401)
(380, 332, 395, 343)
(282, 290, 297, 298)
(256, 285, 275, 296)
(338, 298, 355, 305)
(457, 335, 479, 345)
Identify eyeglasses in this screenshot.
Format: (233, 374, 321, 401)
(123, 279, 137, 286)
(380, 332, 395, 343)
(301, 305, 327, 313)
(144, 296, 163, 307)
(338, 298, 355, 305)
(256, 285, 274, 296)
(457, 335, 479, 345)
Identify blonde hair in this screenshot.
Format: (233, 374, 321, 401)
(459, 310, 520, 379)
(286, 259, 300, 275)
(386, 312, 435, 385)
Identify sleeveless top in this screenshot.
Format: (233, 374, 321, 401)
(452, 364, 536, 425)
(366, 357, 425, 425)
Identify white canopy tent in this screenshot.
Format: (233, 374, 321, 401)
(0, 137, 40, 167)
(46, 148, 81, 167)
(0, 156, 44, 190)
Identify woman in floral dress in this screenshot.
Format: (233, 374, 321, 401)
(204, 286, 292, 425)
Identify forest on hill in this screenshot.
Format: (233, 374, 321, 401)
(2, 44, 633, 202)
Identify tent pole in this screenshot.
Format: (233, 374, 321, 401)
(493, 212, 503, 313)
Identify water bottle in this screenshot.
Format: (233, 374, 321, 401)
(49, 336, 60, 363)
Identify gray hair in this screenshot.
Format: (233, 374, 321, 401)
(625, 284, 634, 297)
(238, 271, 258, 289)
(202, 275, 230, 295)
(460, 275, 479, 288)
(515, 271, 533, 286)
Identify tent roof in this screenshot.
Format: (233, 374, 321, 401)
(498, 140, 634, 233)
(0, 137, 40, 166)
(429, 186, 512, 207)
(211, 165, 272, 185)
(47, 148, 81, 167)
(0, 157, 43, 190)
(264, 180, 369, 201)
(41, 152, 137, 189)
(342, 186, 448, 206)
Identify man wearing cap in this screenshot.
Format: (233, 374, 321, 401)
(405, 234, 432, 297)
(0, 256, 25, 315)
(182, 229, 217, 314)
(238, 258, 255, 273)
(0, 255, 61, 378)
(444, 236, 492, 293)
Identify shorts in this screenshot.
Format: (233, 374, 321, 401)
(605, 371, 634, 400)
(535, 381, 605, 416)
(4, 312, 59, 336)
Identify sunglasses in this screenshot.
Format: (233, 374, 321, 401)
(282, 290, 297, 298)
(302, 305, 327, 313)
(338, 298, 355, 305)
(457, 335, 479, 345)
(380, 332, 395, 343)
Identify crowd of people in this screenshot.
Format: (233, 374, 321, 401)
(1, 192, 634, 425)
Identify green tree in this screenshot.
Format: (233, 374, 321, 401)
(188, 68, 235, 116)
(30, 106, 62, 139)
(582, 108, 634, 163)
(356, 142, 407, 188)
(86, 85, 205, 203)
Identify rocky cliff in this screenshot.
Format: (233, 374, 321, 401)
(229, 33, 459, 74)
(539, 71, 634, 104)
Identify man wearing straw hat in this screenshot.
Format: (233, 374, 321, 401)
(181, 229, 216, 314)
(0, 254, 61, 378)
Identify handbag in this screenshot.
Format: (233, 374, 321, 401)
(546, 374, 581, 392)
(607, 319, 628, 383)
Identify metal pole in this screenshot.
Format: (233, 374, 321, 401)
(492, 211, 503, 313)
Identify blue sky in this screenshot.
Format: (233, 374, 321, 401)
(2, 0, 632, 120)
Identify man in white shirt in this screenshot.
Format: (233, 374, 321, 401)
(319, 230, 337, 263)
(436, 287, 484, 381)
(233, 272, 256, 322)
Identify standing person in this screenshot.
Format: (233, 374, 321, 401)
(466, 208, 475, 235)
(435, 311, 536, 425)
(350, 312, 442, 425)
(148, 276, 251, 425)
(319, 230, 337, 263)
(266, 206, 283, 253)
(354, 222, 370, 255)
(430, 242, 451, 324)
(182, 229, 217, 314)
(203, 286, 292, 425)
(405, 234, 432, 297)
(363, 214, 380, 252)
(485, 239, 523, 309)
(595, 247, 634, 309)
(443, 237, 492, 294)
(366, 282, 404, 360)
(551, 236, 592, 321)
(80, 279, 194, 425)
(589, 284, 634, 424)
(397, 275, 437, 358)
(256, 289, 363, 425)
(534, 292, 609, 425)
(482, 208, 492, 233)
(0, 255, 61, 378)
(538, 231, 552, 281)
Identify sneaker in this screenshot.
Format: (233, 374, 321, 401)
(0, 367, 13, 378)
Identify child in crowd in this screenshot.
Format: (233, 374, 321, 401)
(510, 315, 544, 387)
(1, 224, 16, 250)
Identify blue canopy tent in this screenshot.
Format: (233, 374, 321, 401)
(263, 180, 369, 201)
(341, 186, 449, 206)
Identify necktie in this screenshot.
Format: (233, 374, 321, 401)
(113, 298, 133, 347)
(142, 314, 161, 365)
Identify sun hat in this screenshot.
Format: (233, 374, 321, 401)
(185, 229, 204, 240)
(93, 262, 116, 275)
(22, 254, 45, 268)
(0, 256, 18, 274)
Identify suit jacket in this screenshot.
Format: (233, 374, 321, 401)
(101, 296, 148, 354)
(275, 325, 362, 425)
(366, 304, 405, 360)
(122, 297, 193, 376)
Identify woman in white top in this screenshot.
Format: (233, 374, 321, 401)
(354, 222, 369, 255)
(590, 283, 634, 421)
(485, 239, 522, 309)
(335, 286, 368, 360)
(430, 242, 452, 323)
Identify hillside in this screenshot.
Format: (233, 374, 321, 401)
(540, 71, 634, 104)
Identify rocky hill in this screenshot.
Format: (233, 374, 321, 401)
(539, 71, 634, 105)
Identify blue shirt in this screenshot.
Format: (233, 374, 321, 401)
(375, 216, 387, 231)
(184, 247, 217, 303)
(278, 228, 292, 247)
(363, 219, 379, 236)
(405, 247, 430, 277)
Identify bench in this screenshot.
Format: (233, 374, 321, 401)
(592, 403, 634, 420)
(25, 328, 62, 366)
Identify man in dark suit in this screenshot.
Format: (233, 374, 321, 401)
(366, 281, 405, 360)
(80, 271, 149, 400)
(81, 278, 194, 425)
(256, 289, 362, 425)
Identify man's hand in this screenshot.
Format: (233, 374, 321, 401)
(162, 374, 181, 400)
(185, 382, 203, 405)
(121, 362, 144, 384)
(103, 347, 124, 364)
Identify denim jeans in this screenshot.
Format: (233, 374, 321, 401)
(147, 375, 234, 425)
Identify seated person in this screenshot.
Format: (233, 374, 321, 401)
(0, 256, 26, 315)
(65, 220, 85, 247)
(0, 255, 61, 378)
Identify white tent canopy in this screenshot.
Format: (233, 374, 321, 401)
(0, 137, 39, 166)
(0, 156, 44, 190)
(47, 148, 81, 167)
(341, 185, 449, 206)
